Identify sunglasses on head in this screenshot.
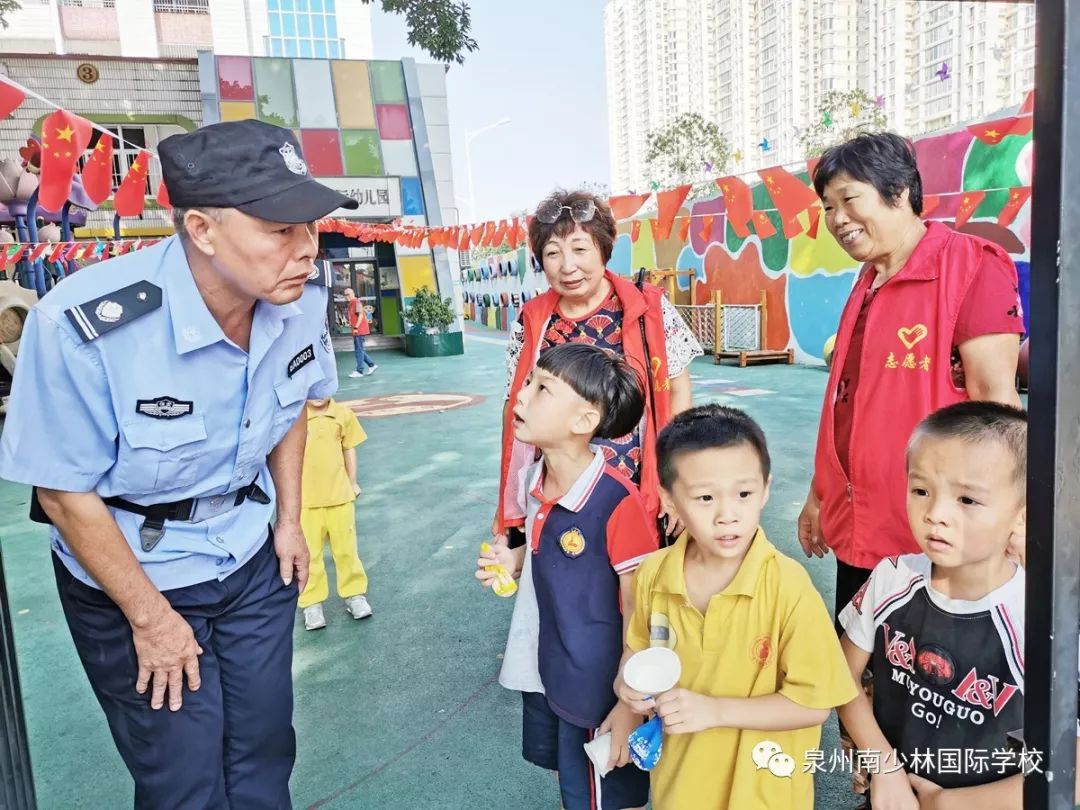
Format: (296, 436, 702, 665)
(535, 198, 597, 224)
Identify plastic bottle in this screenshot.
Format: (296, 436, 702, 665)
(480, 542, 518, 597)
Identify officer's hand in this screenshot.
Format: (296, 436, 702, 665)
(273, 519, 310, 594)
(132, 606, 202, 712)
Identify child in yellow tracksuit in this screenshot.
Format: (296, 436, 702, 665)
(299, 397, 372, 630)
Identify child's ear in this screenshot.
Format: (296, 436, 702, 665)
(659, 486, 678, 520)
(761, 474, 773, 508)
(1007, 505, 1027, 568)
(572, 404, 601, 438)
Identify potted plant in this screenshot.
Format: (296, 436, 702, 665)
(403, 286, 464, 357)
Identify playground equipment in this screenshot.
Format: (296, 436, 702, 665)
(671, 285, 794, 367)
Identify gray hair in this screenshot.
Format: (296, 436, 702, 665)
(171, 207, 225, 241)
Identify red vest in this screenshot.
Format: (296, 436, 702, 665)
(814, 223, 1011, 569)
(498, 272, 673, 530)
(349, 299, 370, 336)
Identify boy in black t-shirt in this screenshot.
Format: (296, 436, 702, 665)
(839, 401, 1030, 807)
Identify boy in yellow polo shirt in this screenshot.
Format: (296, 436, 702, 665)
(298, 397, 372, 631)
(617, 405, 856, 809)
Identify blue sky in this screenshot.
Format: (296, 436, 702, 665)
(371, 0, 610, 224)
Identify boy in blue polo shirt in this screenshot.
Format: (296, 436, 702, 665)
(477, 342, 658, 810)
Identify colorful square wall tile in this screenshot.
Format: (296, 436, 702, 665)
(331, 61, 376, 129)
(375, 104, 411, 140)
(341, 130, 383, 176)
(293, 60, 338, 128)
(400, 177, 424, 215)
(398, 255, 436, 298)
(368, 61, 407, 103)
(253, 58, 298, 128)
(220, 101, 257, 122)
(218, 56, 254, 101)
(300, 130, 343, 176)
(380, 140, 418, 176)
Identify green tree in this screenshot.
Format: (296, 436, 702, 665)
(799, 88, 889, 158)
(644, 112, 730, 198)
(0, 0, 21, 29)
(362, 0, 478, 65)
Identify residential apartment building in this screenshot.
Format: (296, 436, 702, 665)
(604, 0, 1035, 194)
(1, 0, 373, 59)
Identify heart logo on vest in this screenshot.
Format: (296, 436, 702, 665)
(897, 324, 929, 350)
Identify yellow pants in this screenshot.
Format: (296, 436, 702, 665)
(298, 502, 368, 609)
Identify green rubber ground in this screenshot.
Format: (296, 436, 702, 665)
(0, 332, 862, 809)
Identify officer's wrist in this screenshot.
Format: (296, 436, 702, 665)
(126, 593, 172, 630)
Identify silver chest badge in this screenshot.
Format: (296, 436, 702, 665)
(279, 142, 308, 176)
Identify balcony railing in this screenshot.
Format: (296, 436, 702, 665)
(153, 0, 209, 13)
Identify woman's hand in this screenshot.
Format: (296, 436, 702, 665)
(490, 514, 507, 548)
(798, 486, 829, 558)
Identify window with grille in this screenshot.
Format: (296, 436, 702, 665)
(153, 0, 209, 13)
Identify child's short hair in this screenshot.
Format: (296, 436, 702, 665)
(535, 343, 645, 440)
(908, 401, 1028, 485)
(656, 404, 771, 489)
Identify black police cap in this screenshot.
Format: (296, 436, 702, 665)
(159, 119, 359, 224)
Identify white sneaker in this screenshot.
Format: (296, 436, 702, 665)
(303, 603, 327, 630)
(348, 370, 363, 378)
(364, 364, 378, 376)
(344, 595, 373, 619)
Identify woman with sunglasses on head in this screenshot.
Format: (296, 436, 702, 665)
(494, 190, 703, 552)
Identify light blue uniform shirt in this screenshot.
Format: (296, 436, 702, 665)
(0, 236, 337, 590)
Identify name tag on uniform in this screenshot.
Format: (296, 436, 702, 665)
(288, 344, 315, 377)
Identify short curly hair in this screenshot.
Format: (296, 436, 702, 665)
(528, 190, 617, 264)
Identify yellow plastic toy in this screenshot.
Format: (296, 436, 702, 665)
(480, 542, 518, 597)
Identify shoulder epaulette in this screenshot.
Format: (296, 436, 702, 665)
(306, 261, 332, 288)
(64, 280, 162, 343)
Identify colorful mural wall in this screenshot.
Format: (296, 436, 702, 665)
(460, 116, 1033, 364)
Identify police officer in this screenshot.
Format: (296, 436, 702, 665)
(0, 119, 358, 809)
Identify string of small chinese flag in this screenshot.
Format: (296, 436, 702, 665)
(0, 238, 162, 268)
(1, 75, 1034, 252)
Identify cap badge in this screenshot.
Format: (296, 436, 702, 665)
(279, 142, 308, 176)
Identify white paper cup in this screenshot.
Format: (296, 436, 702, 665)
(583, 732, 614, 778)
(623, 647, 681, 695)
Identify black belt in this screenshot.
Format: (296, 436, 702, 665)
(30, 479, 271, 552)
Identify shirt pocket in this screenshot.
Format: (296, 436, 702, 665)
(117, 416, 208, 492)
(268, 366, 320, 447)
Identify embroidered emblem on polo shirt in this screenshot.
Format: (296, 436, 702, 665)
(136, 396, 193, 419)
(750, 635, 774, 667)
(288, 344, 315, 377)
(559, 528, 586, 558)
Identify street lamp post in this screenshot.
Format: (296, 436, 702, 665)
(464, 117, 512, 224)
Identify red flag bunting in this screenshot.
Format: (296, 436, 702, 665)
(39, 109, 93, 211)
(954, 190, 987, 228)
(752, 211, 777, 239)
(81, 133, 114, 205)
(677, 217, 691, 242)
(0, 77, 26, 119)
(1019, 90, 1034, 115)
(114, 151, 152, 217)
(156, 179, 172, 209)
(758, 166, 819, 238)
(699, 214, 714, 243)
(47, 243, 65, 263)
(459, 229, 471, 252)
(716, 176, 753, 238)
(921, 195, 941, 219)
(967, 119, 1018, 146)
(997, 187, 1031, 228)
(630, 220, 642, 242)
(29, 244, 48, 262)
(654, 185, 691, 240)
(608, 193, 651, 221)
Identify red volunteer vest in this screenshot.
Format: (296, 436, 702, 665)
(814, 222, 1009, 569)
(349, 298, 370, 336)
(498, 272, 673, 530)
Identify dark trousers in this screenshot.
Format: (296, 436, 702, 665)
(353, 335, 375, 371)
(834, 559, 874, 635)
(54, 537, 298, 810)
